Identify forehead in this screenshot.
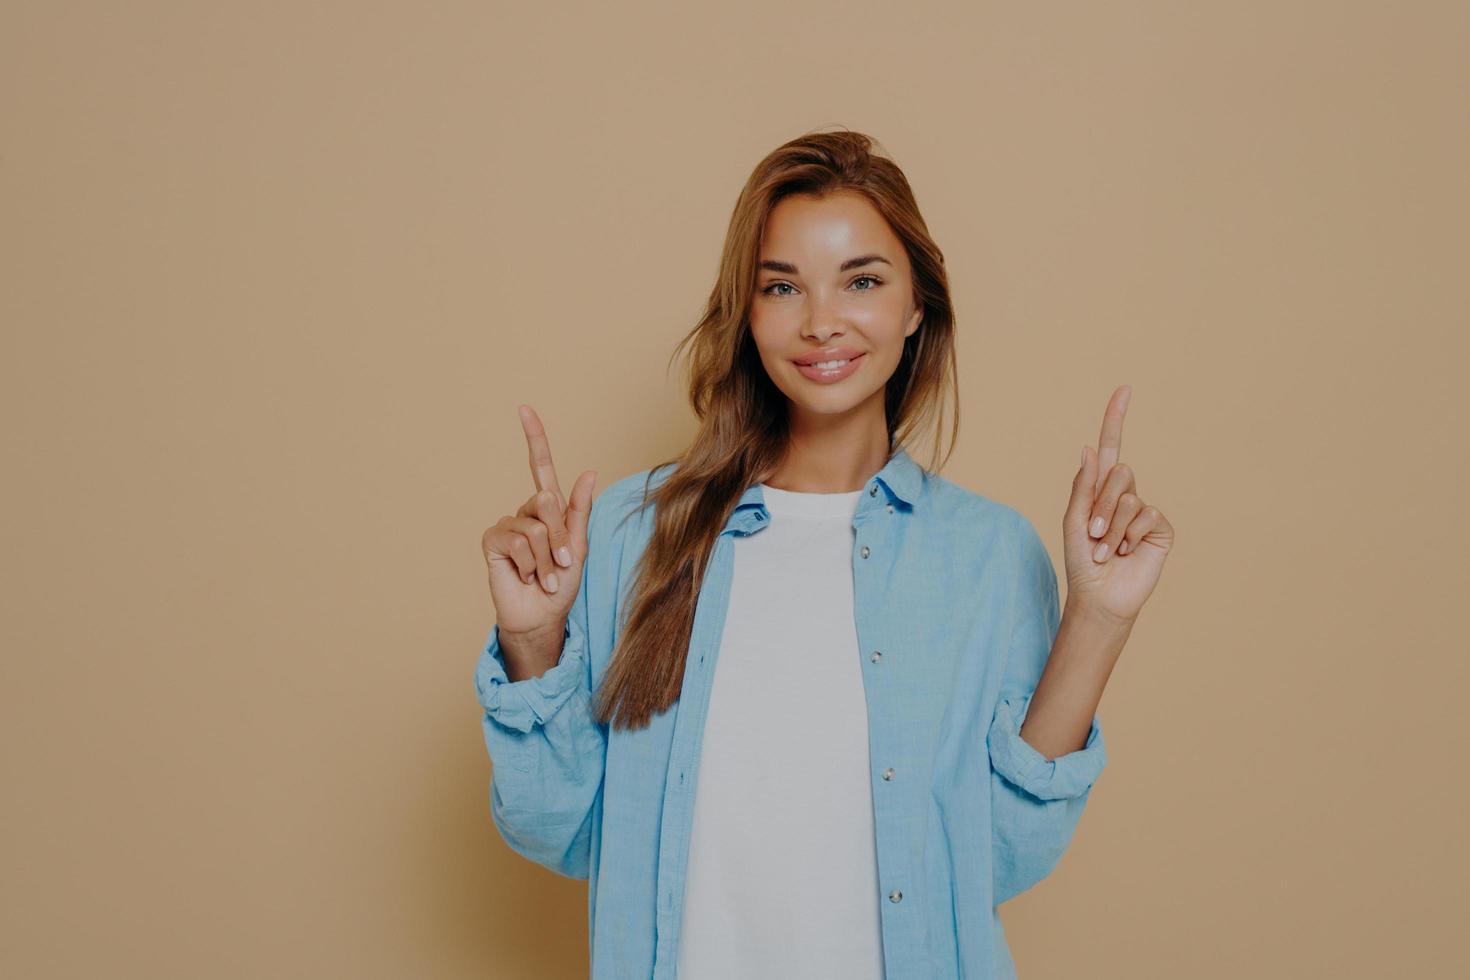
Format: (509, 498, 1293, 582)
(759, 190, 902, 260)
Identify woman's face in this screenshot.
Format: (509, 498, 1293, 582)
(749, 189, 923, 430)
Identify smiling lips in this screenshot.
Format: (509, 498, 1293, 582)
(792, 347, 867, 383)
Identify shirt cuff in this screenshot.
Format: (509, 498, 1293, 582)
(474, 621, 585, 734)
(988, 693, 1107, 801)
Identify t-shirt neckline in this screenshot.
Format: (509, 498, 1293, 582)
(757, 482, 865, 518)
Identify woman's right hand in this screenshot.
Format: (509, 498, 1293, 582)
(481, 404, 598, 641)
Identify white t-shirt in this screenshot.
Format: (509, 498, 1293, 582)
(676, 482, 885, 979)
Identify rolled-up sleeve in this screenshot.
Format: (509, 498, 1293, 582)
(472, 496, 610, 881)
(476, 616, 588, 736)
(988, 691, 1106, 802)
(988, 515, 1108, 905)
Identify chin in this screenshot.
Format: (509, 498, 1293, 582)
(784, 384, 884, 418)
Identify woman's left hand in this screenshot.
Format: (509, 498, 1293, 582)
(1062, 385, 1175, 625)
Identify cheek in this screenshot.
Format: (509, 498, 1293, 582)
(748, 309, 794, 360)
(853, 299, 913, 349)
(749, 302, 790, 332)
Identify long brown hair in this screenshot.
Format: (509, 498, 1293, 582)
(589, 128, 960, 731)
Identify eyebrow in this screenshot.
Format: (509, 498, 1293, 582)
(757, 254, 893, 275)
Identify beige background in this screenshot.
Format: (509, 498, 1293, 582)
(3, 2, 1466, 977)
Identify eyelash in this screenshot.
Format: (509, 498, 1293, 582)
(760, 274, 883, 297)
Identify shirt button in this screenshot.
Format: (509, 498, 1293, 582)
(870, 484, 878, 496)
(860, 545, 870, 559)
(886, 503, 894, 514)
(870, 650, 882, 663)
(889, 890, 903, 903)
(882, 767, 895, 780)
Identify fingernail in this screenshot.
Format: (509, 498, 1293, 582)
(1093, 541, 1110, 562)
(544, 572, 559, 593)
(557, 546, 572, 567)
(1118, 539, 1129, 555)
(1090, 516, 1106, 538)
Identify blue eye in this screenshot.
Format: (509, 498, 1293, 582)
(760, 275, 883, 296)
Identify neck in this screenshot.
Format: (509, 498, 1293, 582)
(765, 404, 891, 493)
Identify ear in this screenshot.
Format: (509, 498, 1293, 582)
(904, 304, 924, 338)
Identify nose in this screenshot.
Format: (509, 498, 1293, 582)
(801, 291, 846, 343)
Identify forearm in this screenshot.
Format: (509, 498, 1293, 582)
(1017, 599, 1132, 760)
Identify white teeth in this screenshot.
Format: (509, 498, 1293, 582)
(811, 358, 850, 369)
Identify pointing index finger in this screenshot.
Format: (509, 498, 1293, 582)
(518, 404, 566, 510)
(1094, 385, 1132, 495)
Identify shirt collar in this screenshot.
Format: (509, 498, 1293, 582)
(723, 445, 924, 535)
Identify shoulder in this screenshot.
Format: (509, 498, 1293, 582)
(922, 471, 1036, 538)
(588, 462, 675, 543)
(922, 471, 1050, 564)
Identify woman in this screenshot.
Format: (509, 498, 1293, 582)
(476, 130, 1174, 979)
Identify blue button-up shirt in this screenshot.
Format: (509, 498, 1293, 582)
(474, 446, 1107, 979)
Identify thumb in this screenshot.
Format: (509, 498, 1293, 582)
(565, 469, 598, 559)
(1064, 445, 1098, 541)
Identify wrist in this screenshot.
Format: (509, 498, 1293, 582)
(1062, 595, 1136, 634)
(498, 619, 568, 678)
